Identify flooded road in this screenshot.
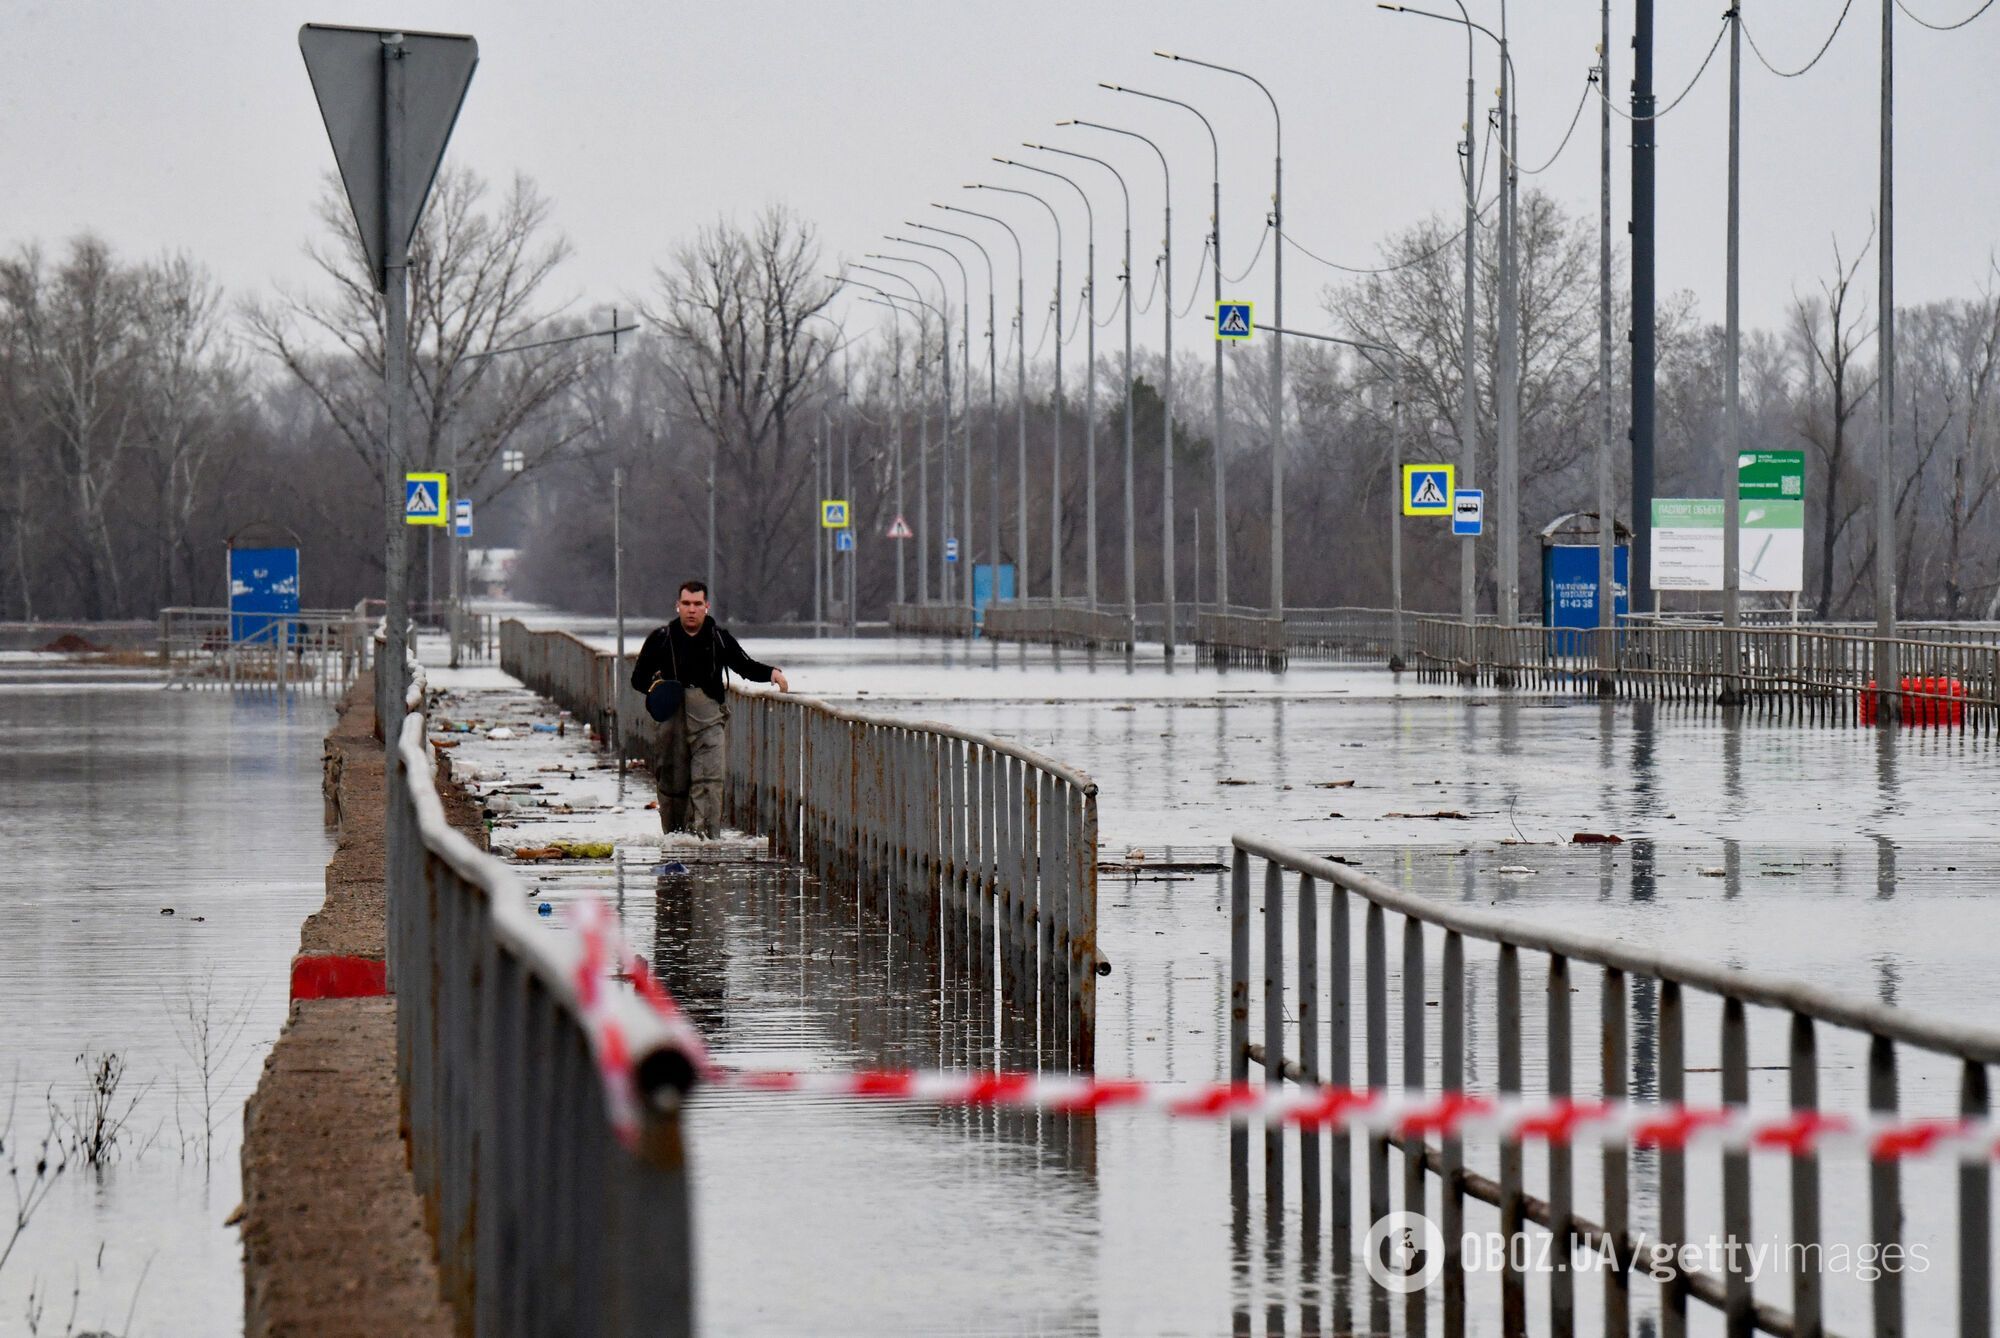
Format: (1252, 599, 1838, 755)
(4, 622, 1990, 1335)
(522, 629, 1999, 1335)
(0, 656, 331, 1335)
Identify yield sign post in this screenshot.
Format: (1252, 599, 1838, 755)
(299, 23, 476, 753)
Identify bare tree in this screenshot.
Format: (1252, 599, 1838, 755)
(244, 166, 592, 508)
(1789, 230, 1877, 618)
(0, 238, 146, 617)
(135, 254, 237, 605)
(649, 206, 839, 618)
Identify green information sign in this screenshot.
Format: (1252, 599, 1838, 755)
(1739, 450, 1805, 501)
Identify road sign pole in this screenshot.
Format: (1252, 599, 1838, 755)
(1391, 396, 1405, 668)
(448, 423, 461, 668)
(382, 34, 411, 743)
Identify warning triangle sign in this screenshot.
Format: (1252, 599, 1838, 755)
(886, 515, 914, 540)
(1412, 475, 1446, 507)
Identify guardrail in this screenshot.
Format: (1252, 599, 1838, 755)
(499, 619, 1101, 1069)
(1413, 617, 2000, 729)
(383, 643, 699, 1335)
(1282, 606, 1420, 665)
(981, 598, 1135, 651)
(889, 602, 976, 638)
(1195, 606, 1288, 669)
(1228, 832, 1995, 1338)
(161, 605, 372, 694)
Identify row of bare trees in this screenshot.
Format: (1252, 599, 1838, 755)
(5, 168, 2000, 626)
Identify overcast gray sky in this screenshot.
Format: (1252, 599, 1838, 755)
(7, 1, 1996, 367)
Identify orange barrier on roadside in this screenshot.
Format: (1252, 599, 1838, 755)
(1860, 677, 1965, 727)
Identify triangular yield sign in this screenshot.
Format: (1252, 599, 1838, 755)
(300, 24, 478, 292)
(887, 515, 914, 539)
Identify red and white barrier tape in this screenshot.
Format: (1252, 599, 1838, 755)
(565, 896, 1991, 1164)
(569, 900, 715, 1146)
(705, 1067, 2000, 1163)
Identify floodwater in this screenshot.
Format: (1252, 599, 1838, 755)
(3, 622, 1993, 1336)
(0, 655, 331, 1336)
(527, 629, 1997, 1335)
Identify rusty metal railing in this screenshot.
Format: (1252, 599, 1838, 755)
(378, 639, 699, 1336)
(499, 618, 1102, 1070)
(160, 604, 371, 694)
(889, 602, 976, 638)
(1412, 617, 2000, 728)
(981, 598, 1135, 650)
(1229, 832, 1996, 1338)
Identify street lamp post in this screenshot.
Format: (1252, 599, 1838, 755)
(856, 294, 908, 604)
(884, 241, 975, 609)
(971, 181, 1066, 603)
(1384, 4, 1539, 629)
(999, 157, 1101, 610)
(1031, 142, 1136, 628)
(1062, 118, 1176, 655)
(1105, 81, 1228, 615)
(862, 258, 953, 605)
(937, 203, 1029, 602)
(913, 221, 1002, 614)
(1157, 53, 1288, 617)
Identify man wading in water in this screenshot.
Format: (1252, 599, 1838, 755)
(630, 580, 789, 837)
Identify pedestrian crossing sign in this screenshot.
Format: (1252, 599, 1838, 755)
(821, 499, 850, 528)
(1215, 301, 1254, 340)
(1402, 464, 1454, 517)
(404, 472, 448, 526)
(886, 515, 913, 540)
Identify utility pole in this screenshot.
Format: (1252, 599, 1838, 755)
(613, 464, 624, 724)
(1458, 38, 1479, 627)
(1722, 2, 1743, 702)
(1598, 2, 1618, 684)
(1497, 28, 1520, 625)
(1876, 0, 1900, 722)
(1632, 0, 1658, 615)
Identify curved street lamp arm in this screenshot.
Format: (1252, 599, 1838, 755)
(1100, 83, 1218, 182)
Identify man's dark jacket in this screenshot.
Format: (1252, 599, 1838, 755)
(629, 616, 776, 704)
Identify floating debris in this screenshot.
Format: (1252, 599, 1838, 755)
(1571, 832, 1624, 845)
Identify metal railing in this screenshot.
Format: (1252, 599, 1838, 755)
(1229, 832, 1995, 1338)
(889, 602, 976, 638)
(729, 687, 1101, 1070)
(1413, 618, 2000, 728)
(1196, 606, 1289, 668)
(383, 643, 699, 1336)
(981, 598, 1135, 651)
(499, 618, 1102, 1069)
(160, 605, 373, 694)
(1282, 606, 1421, 664)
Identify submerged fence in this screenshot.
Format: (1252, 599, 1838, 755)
(1228, 832, 1996, 1338)
(1414, 617, 2000, 729)
(161, 604, 373, 694)
(377, 645, 700, 1337)
(982, 598, 1135, 651)
(889, 602, 975, 638)
(500, 619, 1101, 1070)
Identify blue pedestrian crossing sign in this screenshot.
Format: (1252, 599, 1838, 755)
(1215, 301, 1254, 341)
(945, 537, 960, 563)
(1401, 463, 1454, 517)
(820, 499, 850, 529)
(405, 472, 448, 526)
(1452, 488, 1484, 536)
(834, 529, 855, 553)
